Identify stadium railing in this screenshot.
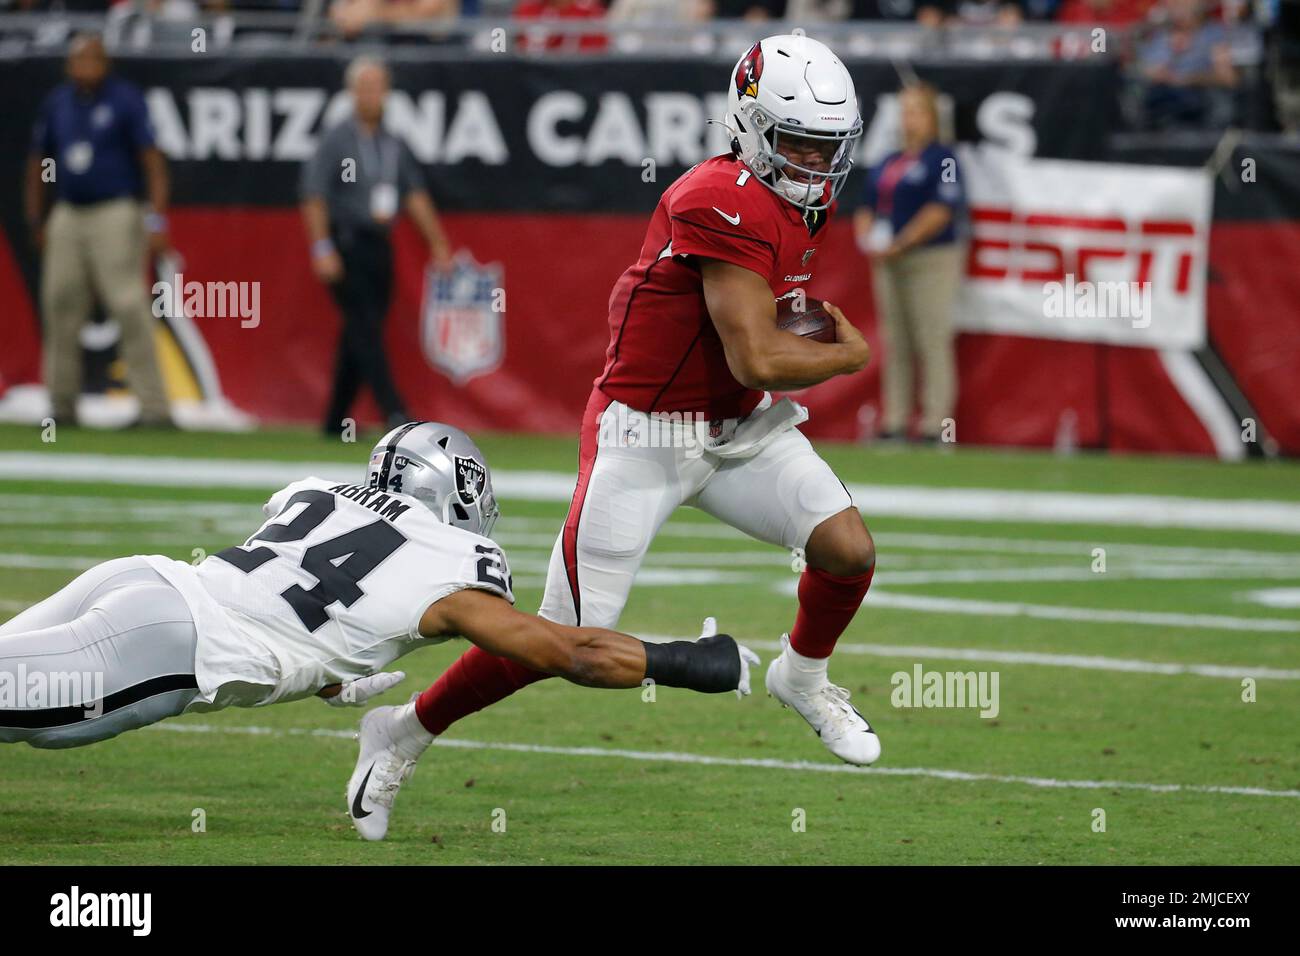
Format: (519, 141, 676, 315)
(0, 10, 1263, 67)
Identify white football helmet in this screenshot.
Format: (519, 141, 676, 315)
(364, 421, 499, 538)
(725, 34, 863, 212)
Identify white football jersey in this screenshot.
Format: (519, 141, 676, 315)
(146, 477, 513, 708)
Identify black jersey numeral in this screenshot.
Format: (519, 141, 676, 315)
(282, 521, 407, 632)
(474, 544, 513, 595)
(216, 489, 407, 632)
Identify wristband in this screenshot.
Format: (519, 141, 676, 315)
(312, 238, 336, 258)
(143, 211, 167, 233)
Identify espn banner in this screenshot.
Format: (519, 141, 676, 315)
(954, 146, 1214, 351)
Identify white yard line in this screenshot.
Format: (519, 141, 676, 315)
(859, 590, 1300, 633)
(6, 452, 1300, 534)
(874, 532, 1300, 569)
(874, 565, 1300, 585)
(738, 639, 1300, 681)
(0, 553, 103, 571)
(146, 721, 1300, 799)
(0, 529, 249, 547)
(0, 493, 255, 515)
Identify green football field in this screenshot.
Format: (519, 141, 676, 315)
(0, 422, 1298, 865)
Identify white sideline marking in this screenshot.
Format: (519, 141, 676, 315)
(875, 565, 1300, 585)
(875, 532, 1300, 568)
(0, 553, 101, 571)
(6, 452, 1300, 534)
(146, 721, 1300, 800)
(855, 589, 1300, 634)
(0, 453, 357, 490)
(739, 639, 1300, 681)
(1244, 588, 1300, 609)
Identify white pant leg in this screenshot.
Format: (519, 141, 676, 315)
(0, 562, 200, 749)
(0, 555, 166, 636)
(539, 402, 707, 629)
(691, 426, 853, 550)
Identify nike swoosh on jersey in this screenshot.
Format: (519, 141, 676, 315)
(712, 207, 742, 226)
(351, 765, 374, 819)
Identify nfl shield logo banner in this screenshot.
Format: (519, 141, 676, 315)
(421, 252, 505, 384)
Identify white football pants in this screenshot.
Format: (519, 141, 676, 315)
(0, 556, 200, 749)
(539, 395, 853, 629)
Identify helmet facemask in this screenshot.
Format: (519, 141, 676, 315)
(442, 484, 499, 540)
(745, 104, 860, 211)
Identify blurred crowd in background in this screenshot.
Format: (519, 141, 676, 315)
(1, 0, 1292, 133)
(0, 0, 1280, 25)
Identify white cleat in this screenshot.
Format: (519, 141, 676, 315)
(766, 635, 882, 766)
(346, 706, 419, 841)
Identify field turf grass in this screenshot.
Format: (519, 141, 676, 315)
(0, 423, 1297, 865)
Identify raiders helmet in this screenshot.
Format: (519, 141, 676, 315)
(364, 421, 500, 538)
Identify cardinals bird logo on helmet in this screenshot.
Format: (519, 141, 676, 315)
(735, 42, 764, 100)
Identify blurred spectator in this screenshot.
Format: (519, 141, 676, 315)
(24, 33, 174, 428)
(712, 0, 784, 17)
(514, 0, 607, 52)
(1136, 0, 1238, 128)
(784, 0, 850, 21)
(1056, 0, 1153, 25)
(330, 0, 465, 40)
(951, 0, 1019, 24)
(3, 1, 111, 9)
(300, 57, 453, 436)
(843, 0, 928, 20)
(607, 0, 711, 21)
(854, 83, 964, 444)
(916, 0, 1061, 22)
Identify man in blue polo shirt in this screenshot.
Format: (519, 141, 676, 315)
(24, 33, 173, 428)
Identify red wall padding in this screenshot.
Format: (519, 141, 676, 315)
(2, 209, 1295, 456)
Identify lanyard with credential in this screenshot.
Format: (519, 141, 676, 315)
(876, 152, 919, 219)
(358, 130, 397, 186)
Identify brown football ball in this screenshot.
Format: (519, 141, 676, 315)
(775, 299, 836, 343)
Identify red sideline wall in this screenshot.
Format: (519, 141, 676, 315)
(1, 209, 1297, 456)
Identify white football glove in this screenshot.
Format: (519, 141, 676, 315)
(697, 617, 760, 700)
(323, 671, 406, 707)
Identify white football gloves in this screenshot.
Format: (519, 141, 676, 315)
(322, 671, 406, 707)
(697, 617, 761, 700)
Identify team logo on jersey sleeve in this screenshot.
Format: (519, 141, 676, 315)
(454, 455, 487, 503)
(735, 42, 764, 100)
(421, 252, 505, 385)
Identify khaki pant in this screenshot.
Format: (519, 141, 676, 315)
(871, 242, 964, 436)
(40, 199, 169, 422)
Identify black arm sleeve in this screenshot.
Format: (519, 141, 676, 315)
(641, 634, 741, 694)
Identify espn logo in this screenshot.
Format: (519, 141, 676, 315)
(966, 206, 1199, 295)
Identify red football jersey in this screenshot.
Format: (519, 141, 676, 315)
(595, 154, 834, 419)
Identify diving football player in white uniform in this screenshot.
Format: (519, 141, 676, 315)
(0, 422, 757, 840)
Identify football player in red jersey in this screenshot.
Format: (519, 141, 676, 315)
(362, 36, 881, 810)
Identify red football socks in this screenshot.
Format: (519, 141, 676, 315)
(414, 644, 552, 736)
(788, 565, 875, 659)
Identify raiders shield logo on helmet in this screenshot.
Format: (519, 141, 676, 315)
(454, 455, 487, 503)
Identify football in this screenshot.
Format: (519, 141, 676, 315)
(775, 299, 836, 343)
